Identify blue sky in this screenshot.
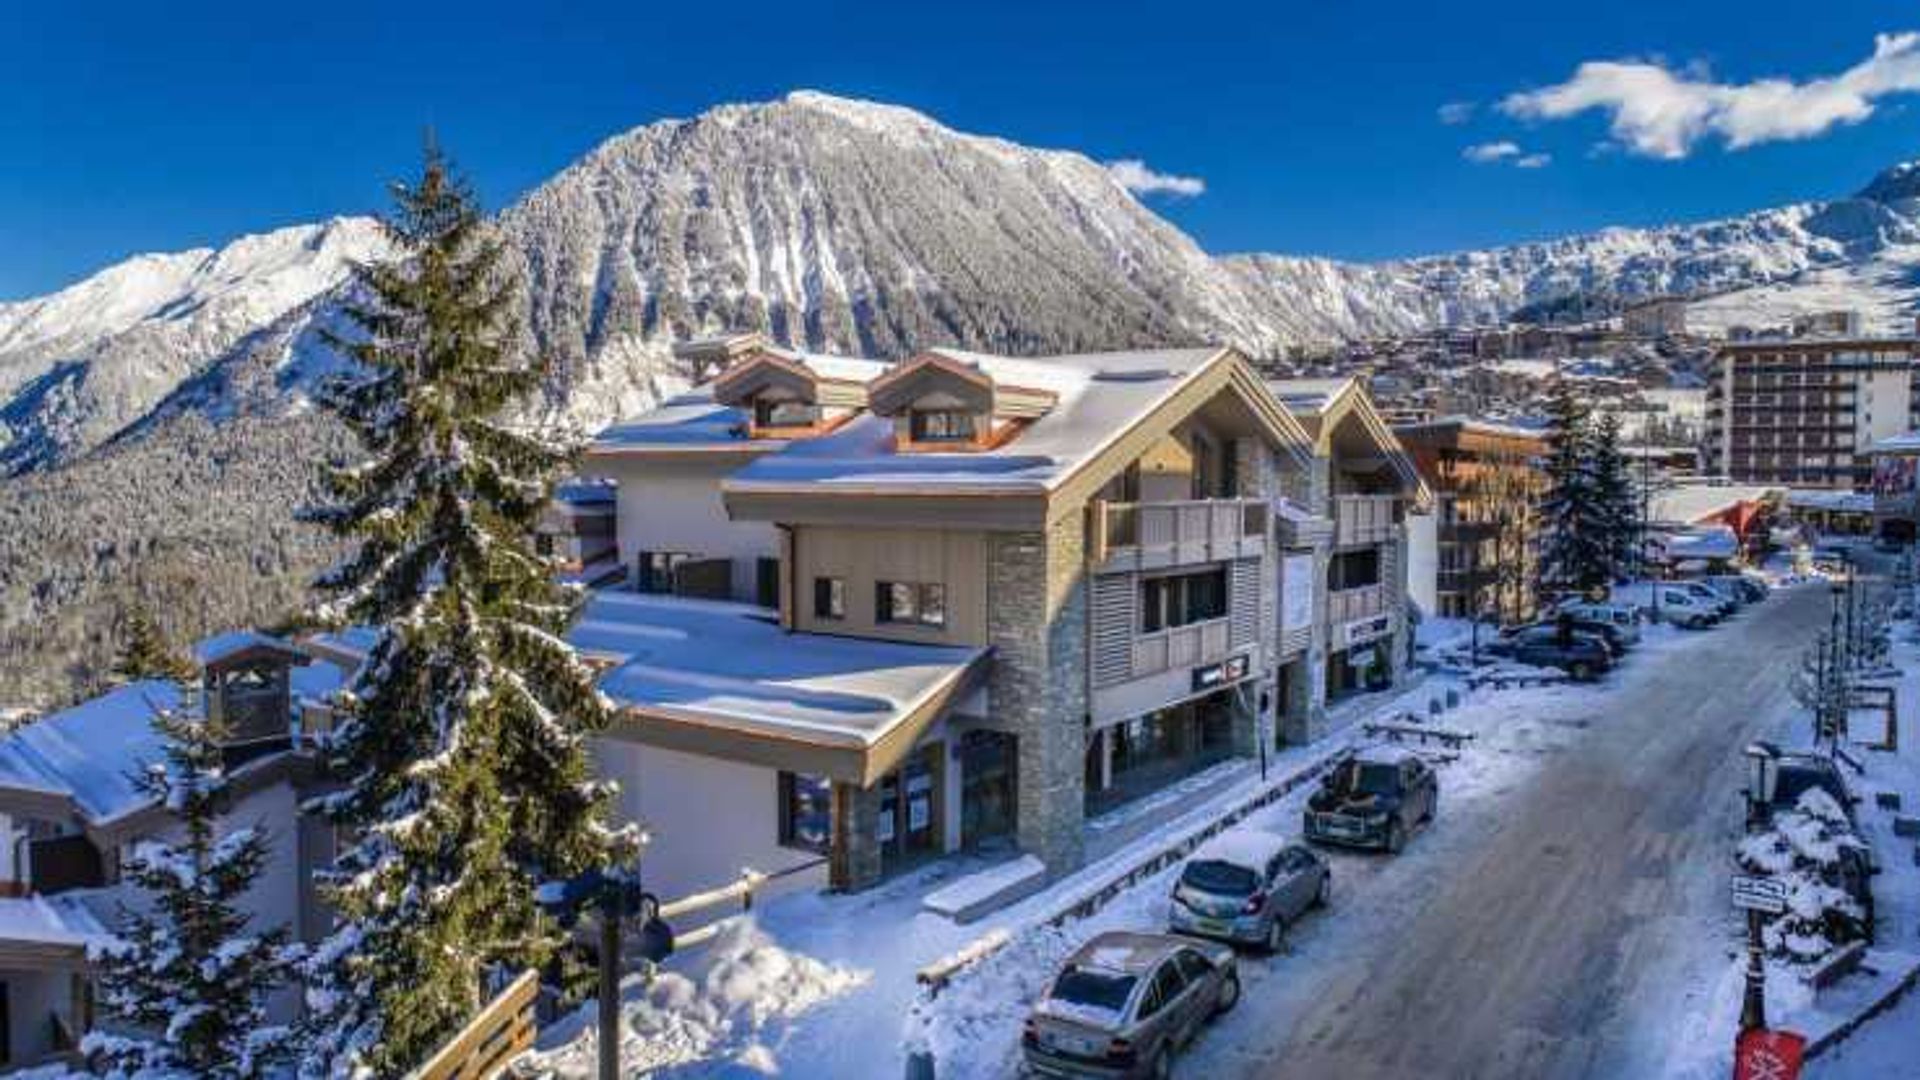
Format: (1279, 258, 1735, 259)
(3, 0, 1918, 299)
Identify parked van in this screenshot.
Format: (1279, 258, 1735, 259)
(1555, 601, 1643, 647)
(1649, 586, 1718, 629)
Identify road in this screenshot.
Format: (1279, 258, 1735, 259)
(1197, 583, 1834, 1080)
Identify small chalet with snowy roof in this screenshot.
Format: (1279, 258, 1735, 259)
(0, 630, 352, 1068)
(573, 336, 1426, 908)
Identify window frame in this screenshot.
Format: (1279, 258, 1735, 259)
(876, 580, 947, 628)
(777, 771, 832, 854)
(813, 576, 847, 621)
(908, 409, 980, 444)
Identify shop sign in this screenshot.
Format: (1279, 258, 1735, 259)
(1191, 652, 1251, 693)
(1337, 613, 1392, 649)
(1733, 1028, 1804, 1080)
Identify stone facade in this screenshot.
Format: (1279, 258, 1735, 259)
(987, 516, 1088, 878)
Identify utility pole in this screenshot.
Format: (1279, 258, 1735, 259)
(1740, 907, 1768, 1033)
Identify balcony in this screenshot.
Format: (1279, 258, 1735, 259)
(1128, 618, 1234, 681)
(1333, 494, 1398, 547)
(1328, 584, 1388, 625)
(1090, 498, 1267, 570)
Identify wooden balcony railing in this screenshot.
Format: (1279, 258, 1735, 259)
(1128, 618, 1233, 680)
(1333, 495, 1398, 547)
(1328, 584, 1388, 625)
(1090, 498, 1266, 569)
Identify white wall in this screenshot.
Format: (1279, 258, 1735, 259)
(1405, 510, 1438, 617)
(1858, 368, 1912, 455)
(1, 966, 71, 1066)
(592, 740, 827, 906)
(589, 457, 777, 599)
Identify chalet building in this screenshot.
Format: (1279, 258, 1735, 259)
(1392, 418, 1548, 625)
(0, 632, 348, 1068)
(577, 339, 1425, 899)
(536, 479, 621, 585)
(1705, 331, 1920, 490)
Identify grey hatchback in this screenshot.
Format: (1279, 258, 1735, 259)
(1169, 829, 1330, 952)
(1022, 931, 1239, 1079)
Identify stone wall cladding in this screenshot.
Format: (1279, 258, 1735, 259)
(987, 517, 1088, 878)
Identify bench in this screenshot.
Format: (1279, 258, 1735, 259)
(1361, 719, 1475, 751)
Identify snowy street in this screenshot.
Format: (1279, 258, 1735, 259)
(1207, 583, 1831, 1079)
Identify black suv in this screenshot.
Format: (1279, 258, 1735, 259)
(1303, 748, 1438, 853)
(1491, 624, 1614, 680)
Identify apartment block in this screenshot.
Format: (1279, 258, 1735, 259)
(577, 339, 1425, 899)
(1705, 333, 1920, 490)
(1392, 418, 1547, 625)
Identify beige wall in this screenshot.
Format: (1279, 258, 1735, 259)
(790, 525, 991, 646)
(588, 456, 778, 597)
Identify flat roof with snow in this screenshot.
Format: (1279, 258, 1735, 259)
(0, 893, 107, 968)
(575, 591, 990, 785)
(0, 680, 177, 826)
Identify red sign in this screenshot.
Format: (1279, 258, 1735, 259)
(1734, 1029, 1806, 1080)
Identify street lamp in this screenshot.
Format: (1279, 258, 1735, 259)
(1740, 742, 1780, 1032)
(536, 863, 676, 1080)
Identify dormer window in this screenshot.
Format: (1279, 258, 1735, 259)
(909, 409, 980, 444)
(755, 399, 822, 430)
(868, 351, 1057, 454)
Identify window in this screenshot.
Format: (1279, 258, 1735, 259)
(1174, 949, 1213, 985)
(1140, 568, 1228, 632)
(778, 772, 831, 853)
(813, 577, 846, 620)
(1329, 548, 1382, 591)
(876, 581, 947, 627)
(534, 532, 556, 558)
(754, 399, 820, 429)
(636, 551, 691, 594)
(909, 410, 978, 444)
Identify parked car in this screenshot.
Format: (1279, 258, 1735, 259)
(1170, 831, 1330, 952)
(1708, 573, 1770, 604)
(1496, 624, 1616, 679)
(1675, 580, 1738, 618)
(1304, 747, 1437, 853)
(1768, 752, 1862, 825)
(1644, 585, 1720, 629)
(1023, 931, 1239, 1079)
(1555, 601, 1643, 647)
(1506, 613, 1632, 656)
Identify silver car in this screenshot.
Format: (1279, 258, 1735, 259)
(1023, 931, 1240, 1079)
(1169, 830, 1329, 952)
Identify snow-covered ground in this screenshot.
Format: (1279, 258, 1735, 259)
(519, 614, 1718, 1078)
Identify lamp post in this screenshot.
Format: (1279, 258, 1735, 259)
(535, 861, 675, 1080)
(1741, 742, 1780, 1032)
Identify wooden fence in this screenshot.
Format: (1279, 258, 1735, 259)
(410, 969, 539, 1080)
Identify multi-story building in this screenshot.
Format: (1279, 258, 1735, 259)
(577, 341, 1424, 899)
(1705, 333, 1920, 490)
(1391, 418, 1547, 625)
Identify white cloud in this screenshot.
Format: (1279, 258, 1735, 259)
(1438, 101, 1477, 125)
(1106, 159, 1206, 198)
(1516, 152, 1553, 169)
(1501, 31, 1920, 159)
(1463, 141, 1522, 163)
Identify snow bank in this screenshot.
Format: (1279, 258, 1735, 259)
(523, 917, 868, 1077)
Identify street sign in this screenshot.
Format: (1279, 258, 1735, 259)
(1731, 875, 1788, 915)
(1733, 1028, 1805, 1080)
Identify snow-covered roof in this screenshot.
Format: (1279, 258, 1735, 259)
(574, 591, 989, 783)
(590, 349, 895, 455)
(193, 629, 304, 667)
(1265, 377, 1350, 417)
(1871, 430, 1920, 455)
(1190, 828, 1291, 872)
(1657, 526, 1740, 562)
(0, 680, 175, 823)
(1785, 488, 1874, 513)
(723, 347, 1229, 494)
(0, 893, 107, 951)
(1648, 483, 1782, 525)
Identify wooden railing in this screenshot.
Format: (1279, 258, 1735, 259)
(1334, 494, 1397, 546)
(1129, 619, 1233, 678)
(1328, 584, 1387, 624)
(1091, 498, 1266, 566)
(410, 970, 538, 1080)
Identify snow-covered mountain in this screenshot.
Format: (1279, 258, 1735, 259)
(0, 217, 386, 474)
(6, 93, 1919, 472)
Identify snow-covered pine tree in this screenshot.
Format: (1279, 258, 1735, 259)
(1536, 380, 1609, 600)
(1589, 411, 1636, 581)
(1736, 788, 1869, 963)
(297, 145, 628, 1075)
(109, 601, 196, 685)
(84, 683, 294, 1079)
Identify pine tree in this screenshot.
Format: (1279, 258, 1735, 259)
(297, 145, 629, 1075)
(109, 601, 197, 685)
(1589, 411, 1636, 581)
(1536, 380, 1610, 599)
(83, 684, 294, 1078)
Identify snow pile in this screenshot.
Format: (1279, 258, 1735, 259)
(524, 917, 868, 1077)
(903, 921, 1089, 1079)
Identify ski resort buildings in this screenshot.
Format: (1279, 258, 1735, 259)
(1705, 328, 1920, 490)
(574, 338, 1426, 898)
(1391, 418, 1548, 625)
